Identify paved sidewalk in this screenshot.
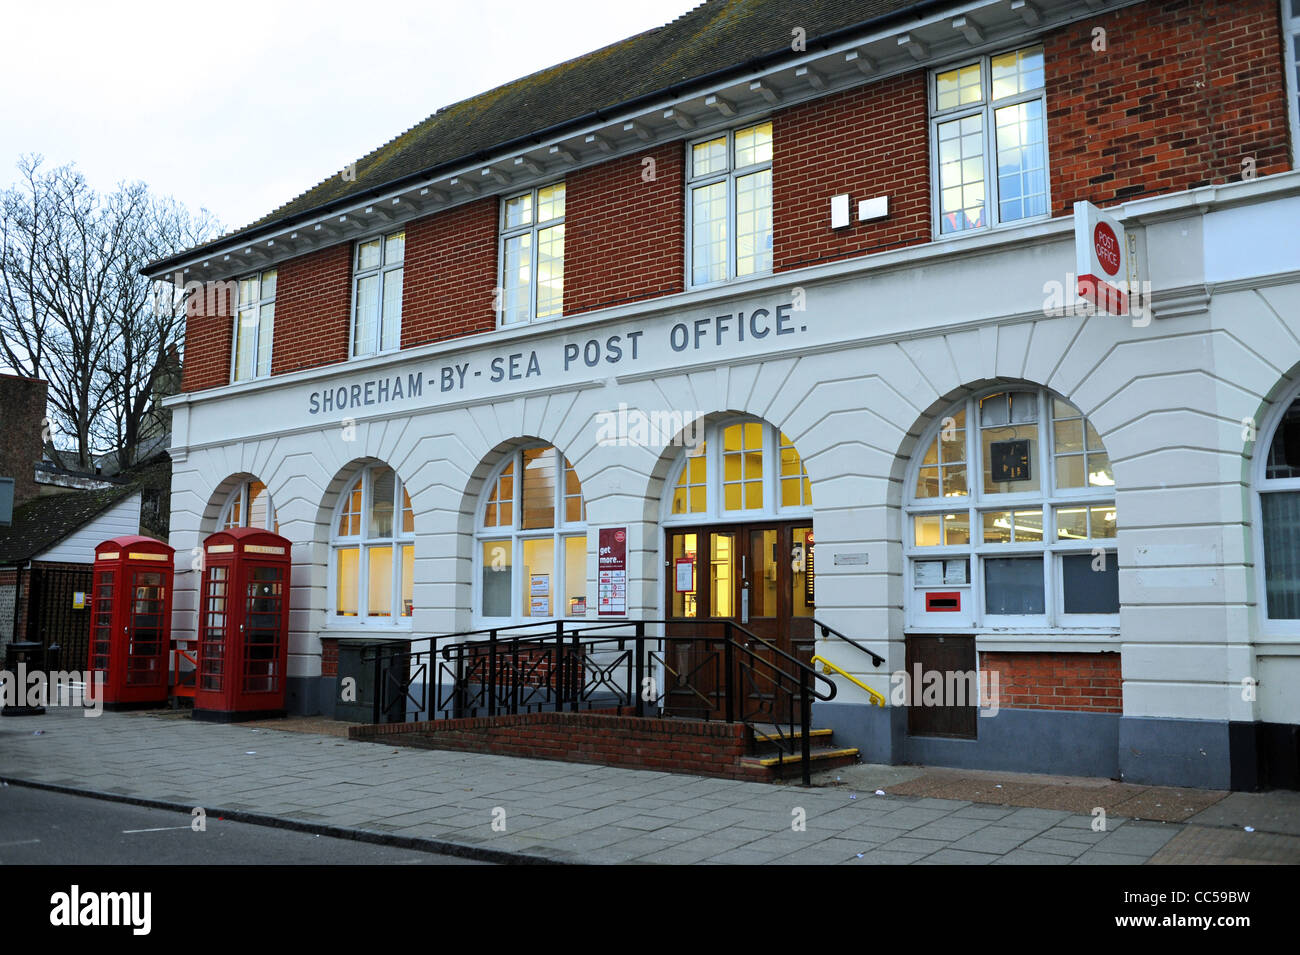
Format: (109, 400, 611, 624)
(0, 709, 1292, 865)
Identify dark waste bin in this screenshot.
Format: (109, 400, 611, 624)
(334, 639, 411, 723)
(2, 641, 55, 716)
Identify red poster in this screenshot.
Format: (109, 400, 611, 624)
(598, 527, 627, 616)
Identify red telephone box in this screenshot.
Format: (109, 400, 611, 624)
(193, 527, 292, 722)
(88, 536, 174, 708)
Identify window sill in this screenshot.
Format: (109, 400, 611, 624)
(903, 627, 1120, 654)
(930, 213, 1052, 246)
(687, 272, 774, 294)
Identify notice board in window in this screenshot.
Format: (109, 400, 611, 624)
(598, 527, 627, 616)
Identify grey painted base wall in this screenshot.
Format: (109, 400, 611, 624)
(812, 702, 1288, 790)
(814, 702, 1121, 779)
(293, 678, 1285, 791)
(1117, 715, 1233, 790)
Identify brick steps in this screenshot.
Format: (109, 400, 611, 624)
(352, 710, 858, 782)
(743, 723, 861, 780)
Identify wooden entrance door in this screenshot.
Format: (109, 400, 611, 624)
(664, 522, 815, 721)
(904, 634, 978, 739)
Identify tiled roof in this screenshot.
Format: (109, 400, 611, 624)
(150, 0, 939, 270)
(0, 485, 137, 566)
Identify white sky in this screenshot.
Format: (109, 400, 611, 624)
(0, 0, 698, 231)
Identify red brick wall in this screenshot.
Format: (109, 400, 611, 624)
(401, 197, 499, 348)
(1047, 0, 1291, 213)
(981, 652, 1122, 713)
(180, 281, 234, 392)
(270, 243, 353, 376)
(0, 374, 48, 506)
(356, 710, 762, 780)
(773, 70, 931, 272)
(320, 638, 338, 678)
(175, 0, 1294, 390)
(565, 143, 685, 314)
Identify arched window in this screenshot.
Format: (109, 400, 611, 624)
(1257, 392, 1300, 623)
(331, 464, 414, 622)
(476, 445, 587, 619)
(904, 388, 1117, 628)
(219, 480, 278, 532)
(662, 419, 812, 522)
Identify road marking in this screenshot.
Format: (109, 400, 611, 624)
(121, 826, 191, 834)
(0, 838, 41, 847)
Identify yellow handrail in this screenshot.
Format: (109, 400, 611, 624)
(812, 655, 886, 707)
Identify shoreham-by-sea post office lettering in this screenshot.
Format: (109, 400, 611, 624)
(148, 0, 1300, 791)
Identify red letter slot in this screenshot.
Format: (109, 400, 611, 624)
(925, 591, 961, 612)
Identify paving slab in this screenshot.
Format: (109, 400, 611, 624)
(0, 709, 1288, 865)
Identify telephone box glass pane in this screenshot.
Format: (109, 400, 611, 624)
(244, 566, 283, 692)
(91, 571, 114, 671)
(127, 571, 165, 685)
(201, 567, 228, 690)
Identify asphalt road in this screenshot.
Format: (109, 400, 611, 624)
(0, 784, 487, 865)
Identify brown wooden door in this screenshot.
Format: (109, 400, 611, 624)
(664, 522, 815, 722)
(904, 634, 978, 739)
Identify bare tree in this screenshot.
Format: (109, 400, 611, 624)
(0, 155, 219, 470)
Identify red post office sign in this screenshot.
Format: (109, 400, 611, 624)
(1074, 200, 1131, 316)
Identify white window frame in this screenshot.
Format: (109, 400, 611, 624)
(928, 44, 1050, 239)
(349, 229, 405, 358)
(1284, 0, 1300, 169)
(497, 182, 566, 327)
(218, 480, 277, 532)
(231, 269, 276, 382)
(474, 444, 587, 623)
(904, 388, 1118, 632)
(685, 120, 774, 289)
(661, 418, 813, 526)
(1253, 379, 1300, 634)
(328, 465, 415, 627)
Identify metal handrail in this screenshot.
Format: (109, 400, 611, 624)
(812, 655, 886, 707)
(364, 618, 837, 702)
(359, 617, 836, 784)
(811, 617, 885, 667)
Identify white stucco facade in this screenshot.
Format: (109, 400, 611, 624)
(165, 171, 1300, 786)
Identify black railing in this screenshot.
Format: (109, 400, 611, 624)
(812, 617, 885, 668)
(360, 619, 837, 784)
